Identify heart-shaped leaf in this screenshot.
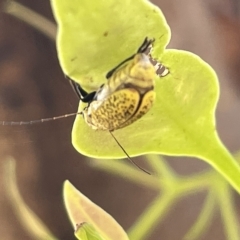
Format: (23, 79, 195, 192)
(51, 0, 240, 192)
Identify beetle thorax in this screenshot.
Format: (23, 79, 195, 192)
(97, 53, 156, 101)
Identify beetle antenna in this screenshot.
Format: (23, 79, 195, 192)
(0, 112, 81, 125)
(109, 131, 151, 175)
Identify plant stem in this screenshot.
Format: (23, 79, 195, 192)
(4, 1, 56, 40)
(199, 133, 240, 193)
(3, 157, 58, 240)
(127, 192, 177, 240)
(90, 159, 160, 190)
(146, 155, 176, 180)
(216, 180, 240, 240)
(183, 190, 216, 240)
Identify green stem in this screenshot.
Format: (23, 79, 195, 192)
(146, 155, 176, 180)
(4, 1, 56, 40)
(199, 133, 240, 193)
(3, 157, 58, 240)
(183, 190, 216, 240)
(127, 192, 177, 240)
(216, 180, 240, 240)
(177, 171, 213, 194)
(127, 171, 214, 240)
(90, 159, 160, 190)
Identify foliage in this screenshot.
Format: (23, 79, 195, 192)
(3, 0, 240, 240)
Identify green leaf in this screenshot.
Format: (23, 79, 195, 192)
(75, 222, 104, 240)
(63, 181, 129, 240)
(51, 0, 240, 192)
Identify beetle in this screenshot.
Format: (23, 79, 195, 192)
(69, 37, 156, 131)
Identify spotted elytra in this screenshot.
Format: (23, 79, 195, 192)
(1, 37, 157, 174)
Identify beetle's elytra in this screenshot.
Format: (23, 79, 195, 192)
(71, 37, 156, 131)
